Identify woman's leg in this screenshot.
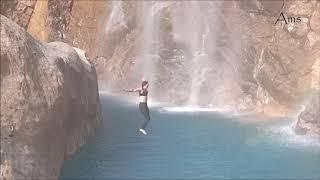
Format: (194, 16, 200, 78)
(139, 103, 151, 130)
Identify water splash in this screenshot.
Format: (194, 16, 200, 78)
(248, 121, 320, 149)
(266, 123, 320, 148)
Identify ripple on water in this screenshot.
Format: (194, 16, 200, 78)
(60, 95, 320, 179)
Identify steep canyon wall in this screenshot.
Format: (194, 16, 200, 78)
(0, 15, 102, 179)
(1, 0, 319, 134)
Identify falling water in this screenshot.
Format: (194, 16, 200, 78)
(100, 1, 242, 108)
(104, 1, 125, 36)
(134, 1, 161, 91)
(189, 29, 210, 105)
(171, 2, 220, 106)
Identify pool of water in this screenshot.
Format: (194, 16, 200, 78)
(60, 94, 320, 179)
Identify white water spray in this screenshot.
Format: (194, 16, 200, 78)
(101, 1, 242, 109)
(171, 2, 220, 106)
(133, 1, 162, 92)
(104, 1, 126, 35)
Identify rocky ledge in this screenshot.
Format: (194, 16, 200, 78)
(0, 15, 102, 179)
(295, 91, 320, 136)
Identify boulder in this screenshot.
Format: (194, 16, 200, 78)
(295, 91, 320, 135)
(0, 15, 102, 179)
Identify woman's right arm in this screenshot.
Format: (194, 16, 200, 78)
(124, 87, 141, 92)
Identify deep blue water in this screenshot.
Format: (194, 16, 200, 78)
(60, 94, 320, 179)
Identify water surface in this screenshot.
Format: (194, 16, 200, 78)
(60, 94, 320, 179)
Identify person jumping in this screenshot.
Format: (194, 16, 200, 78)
(124, 79, 151, 135)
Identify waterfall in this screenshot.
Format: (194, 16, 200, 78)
(100, 1, 242, 108)
(189, 28, 210, 105)
(172, 1, 219, 106)
(140, 1, 159, 88)
(104, 1, 125, 35)
(134, 1, 160, 91)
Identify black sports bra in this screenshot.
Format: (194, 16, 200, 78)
(139, 89, 148, 96)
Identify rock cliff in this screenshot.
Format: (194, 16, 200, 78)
(1, 0, 319, 135)
(0, 0, 37, 28)
(89, 1, 319, 116)
(295, 91, 320, 136)
(0, 15, 102, 179)
(237, 1, 319, 135)
(1, 0, 108, 55)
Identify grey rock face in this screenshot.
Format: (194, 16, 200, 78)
(0, 15, 102, 180)
(295, 91, 320, 135)
(48, 0, 73, 41)
(0, 0, 37, 28)
(236, 0, 319, 113)
(3, 1, 318, 134)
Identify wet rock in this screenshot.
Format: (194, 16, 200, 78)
(310, 4, 320, 33)
(238, 0, 284, 16)
(3, 0, 318, 118)
(310, 58, 320, 90)
(306, 31, 320, 50)
(287, 17, 309, 38)
(295, 91, 320, 136)
(254, 49, 298, 106)
(0, 15, 102, 179)
(286, 1, 313, 17)
(238, 0, 319, 111)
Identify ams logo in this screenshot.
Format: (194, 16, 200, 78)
(275, 12, 302, 24)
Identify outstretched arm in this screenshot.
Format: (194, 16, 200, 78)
(123, 87, 141, 92)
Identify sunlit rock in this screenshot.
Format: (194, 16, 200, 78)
(0, 15, 102, 179)
(310, 4, 320, 33)
(286, 1, 313, 17)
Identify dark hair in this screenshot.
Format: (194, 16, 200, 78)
(142, 80, 148, 88)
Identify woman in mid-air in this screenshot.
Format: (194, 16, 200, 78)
(124, 80, 151, 135)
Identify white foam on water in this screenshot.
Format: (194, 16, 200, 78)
(99, 92, 320, 150)
(273, 127, 319, 148)
(260, 122, 320, 149)
(159, 106, 229, 113)
(99, 91, 231, 112)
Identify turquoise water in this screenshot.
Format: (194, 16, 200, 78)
(60, 94, 320, 179)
